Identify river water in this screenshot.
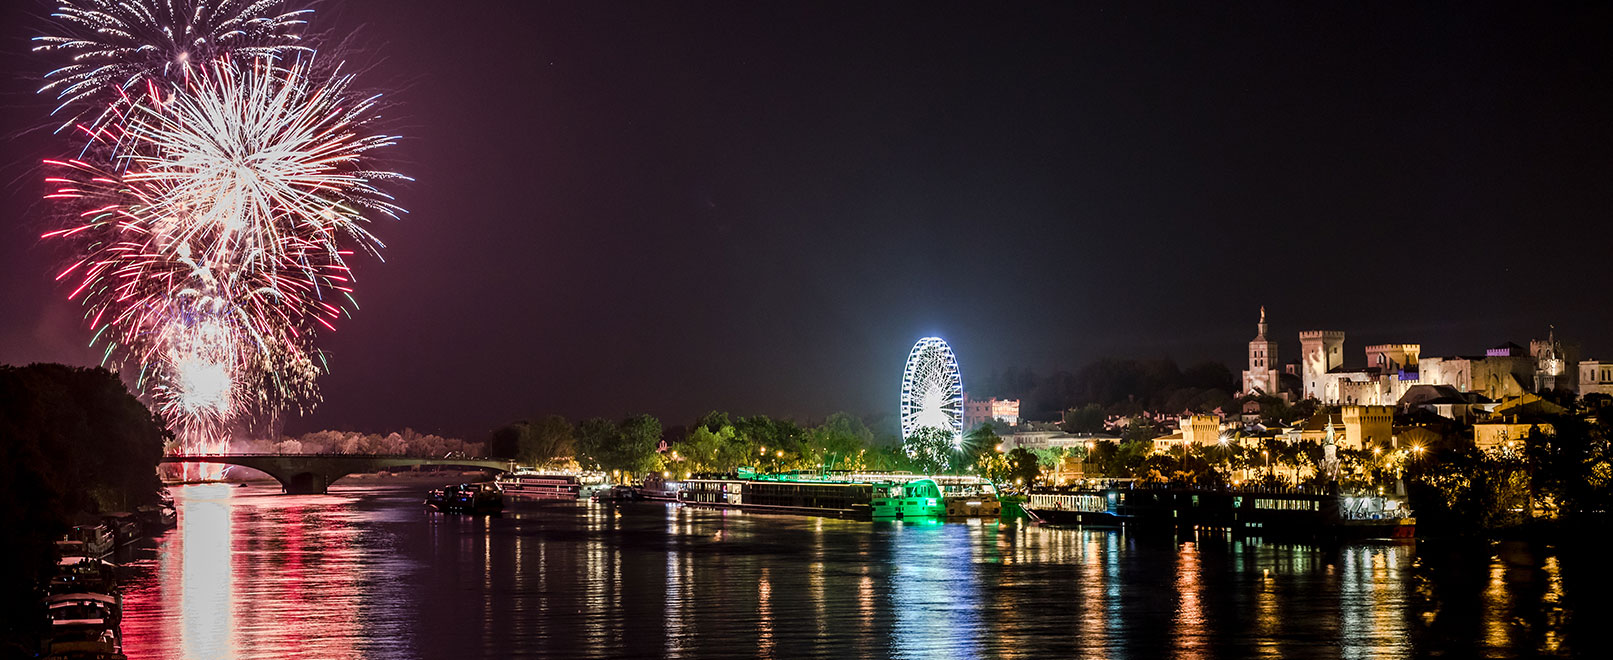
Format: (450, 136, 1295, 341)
(115, 483, 1595, 659)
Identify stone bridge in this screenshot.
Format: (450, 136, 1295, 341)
(161, 454, 516, 494)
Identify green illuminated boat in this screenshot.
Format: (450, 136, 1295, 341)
(679, 469, 1000, 520)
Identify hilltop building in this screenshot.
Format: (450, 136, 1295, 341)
(962, 393, 1020, 429)
(1530, 328, 1578, 392)
(1581, 360, 1613, 396)
(1299, 330, 1346, 401)
(1241, 307, 1283, 397)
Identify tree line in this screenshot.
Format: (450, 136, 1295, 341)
(1, 364, 167, 654)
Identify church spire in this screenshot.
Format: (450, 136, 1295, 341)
(1257, 306, 1268, 339)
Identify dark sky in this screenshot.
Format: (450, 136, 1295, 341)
(3, 1, 1610, 439)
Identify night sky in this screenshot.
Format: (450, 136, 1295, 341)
(2, 1, 1610, 439)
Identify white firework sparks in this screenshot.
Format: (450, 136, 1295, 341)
(121, 59, 405, 276)
(34, 0, 313, 119)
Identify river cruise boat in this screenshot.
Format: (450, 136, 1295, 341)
(496, 470, 585, 500)
(425, 483, 505, 514)
(680, 470, 1000, 520)
(1025, 486, 1415, 540)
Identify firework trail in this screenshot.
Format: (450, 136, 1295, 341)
(36, 1, 404, 468)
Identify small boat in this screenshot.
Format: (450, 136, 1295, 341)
(593, 485, 642, 502)
(48, 557, 117, 596)
(99, 514, 142, 549)
(136, 503, 177, 533)
(636, 475, 683, 501)
(425, 483, 505, 514)
(43, 592, 123, 660)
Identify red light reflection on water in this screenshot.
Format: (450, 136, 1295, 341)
(121, 484, 366, 660)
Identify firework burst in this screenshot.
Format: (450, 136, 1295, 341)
(36, 1, 404, 463)
(34, 0, 313, 121)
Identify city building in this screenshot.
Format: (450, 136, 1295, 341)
(1581, 360, 1613, 396)
(1530, 328, 1578, 392)
(1419, 352, 1534, 400)
(1241, 307, 1282, 397)
(1180, 414, 1223, 446)
(1340, 405, 1393, 451)
(1299, 330, 1345, 400)
(1473, 416, 1555, 452)
(962, 393, 1020, 429)
(1398, 384, 1490, 421)
(1302, 342, 1421, 406)
(1296, 405, 1389, 451)
(1001, 430, 1118, 452)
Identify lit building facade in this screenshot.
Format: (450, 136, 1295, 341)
(1241, 307, 1282, 397)
(962, 393, 1020, 429)
(1340, 405, 1393, 451)
(1419, 354, 1534, 400)
(1297, 405, 1390, 451)
(1181, 414, 1223, 446)
(1530, 329, 1578, 392)
(1580, 360, 1613, 396)
(1474, 417, 1554, 452)
(1299, 330, 1345, 400)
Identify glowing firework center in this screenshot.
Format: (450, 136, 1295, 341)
(900, 337, 964, 447)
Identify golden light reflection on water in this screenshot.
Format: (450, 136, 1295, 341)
(1174, 541, 1206, 660)
(757, 567, 774, 657)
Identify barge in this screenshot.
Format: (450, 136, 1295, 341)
(1025, 486, 1415, 540)
(679, 469, 1000, 520)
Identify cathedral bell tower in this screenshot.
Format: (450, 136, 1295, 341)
(1242, 307, 1281, 397)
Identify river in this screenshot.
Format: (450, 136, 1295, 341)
(115, 483, 1593, 658)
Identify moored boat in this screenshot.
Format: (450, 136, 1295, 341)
(681, 470, 1000, 520)
(495, 470, 584, 500)
(56, 524, 114, 560)
(43, 592, 124, 660)
(425, 483, 505, 514)
(1025, 485, 1415, 540)
(48, 557, 117, 596)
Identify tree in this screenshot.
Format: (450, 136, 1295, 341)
(575, 416, 663, 477)
(904, 427, 955, 475)
(573, 418, 616, 472)
(1005, 447, 1040, 487)
(526, 415, 575, 465)
(961, 424, 1001, 466)
(1061, 403, 1106, 433)
(805, 412, 874, 471)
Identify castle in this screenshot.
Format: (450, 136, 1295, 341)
(1239, 309, 1584, 405)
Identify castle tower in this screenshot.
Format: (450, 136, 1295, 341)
(1299, 330, 1345, 401)
(1241, 307, 1281, 396)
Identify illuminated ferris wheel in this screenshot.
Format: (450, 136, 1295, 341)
(900, 336, 964, 445)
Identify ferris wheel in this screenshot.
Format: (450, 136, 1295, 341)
(900, 336, 964, 445)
